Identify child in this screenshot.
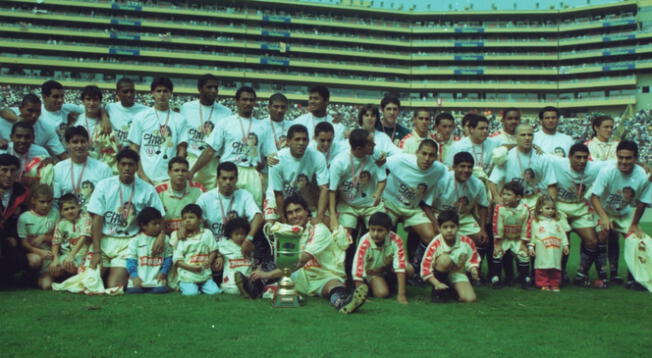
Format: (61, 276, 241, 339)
(125, 207, 172, 294)
(352, 212, 410, 304)
(420, 210, 480, 303)
(527, 196, 570, 292)
(219, 217, 261, 298)
(490, 181, 531, 289)
(18, 184, 60, 289)
(172, 204, 222, 296)
(50, 194, 92, 277)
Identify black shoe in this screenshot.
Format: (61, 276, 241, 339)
(431, 287, 453, 303)
(611, 276, 625, 285)
(573, 276, 590, 288)
(339, 284, 368, 314)
(561, 272, 571, 286)
(503, 275, 514, 287)
(490, 278, 504, 289)
(625, 281, 646, 291)
(470, 278, 483, 288)
(520, 277, 533, 290)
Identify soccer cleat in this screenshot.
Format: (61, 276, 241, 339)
(551, 286, 560, 292)
(611, 276, 625, 285)
(430, 287, 452, 303)
(235, 272, 254, 299)
(540, 286, 550, 291)
(339, 284, 368, 314)
(490, 276, 503, 289)
(573, 276, 590, 288)
(520, 276, 533, 290)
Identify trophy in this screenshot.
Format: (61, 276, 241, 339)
(264, 222, 303, 308)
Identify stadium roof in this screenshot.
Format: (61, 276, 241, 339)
(295, 0, 621, 12)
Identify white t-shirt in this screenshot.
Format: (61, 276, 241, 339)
(268, 146, 329, 198)
(218, 239, 253, 292)
(383, 153, 448, 209)
(308, 139, 349, 167)
(39, 103, 82, 144)
(294, 112, 346, 143)
(372, 130, 402, 159)
(548, 156, 612, 203)
(447, 137, 499, 173)
(87, 176, 165, 238)
(432, 171, 489, 215)
(205, 114, 275, 168)
(196, 189, 261, 240)
(127, 108, 188, 182)
(1, 108, 66, 155)
(489, 148, 556, 196)
(591, 163, 652, 217)
(489, 129, 517, 146)
(180, 100, 232, 157)
(533, 130, 574, 157)
(264, 116, 294, 151)
(70, 111, 100, 142)
(52, 157, 113, 208)
(105, 102, 149, 148)
(329, 151, 387, 207)
(586, 138, 619, 161)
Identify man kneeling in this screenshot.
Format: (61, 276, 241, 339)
(420, 210, 480, 303)
(250, 195, 368, 313)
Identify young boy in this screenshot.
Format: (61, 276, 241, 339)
(51, 194, 92, 277)
(218, 217, 261, 297)
(352, 212, 409, 304)
(172, 204, 222, 296)
(490, 181, 531, 289)
(420, 210, 480, 303)
(18, 184, 60, 289)
(125, 207, 173, 294)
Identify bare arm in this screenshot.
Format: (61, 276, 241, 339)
(90, 214, 104, 269)
(177, 142, 188, 159)
(0, 107, 19, 122)
(488, 181, 502, 205)
(188, 147, 215, 179)
(129, 142, 152, 184)
(591, 194, 612, 232)
(419, 202, 439, 237)
(275, 191, 286, 223)
(328, 190, 338, 231)
(314, 185, 328, 223)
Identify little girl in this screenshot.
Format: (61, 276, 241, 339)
(527, 196, 570, 292)
(50, 194, 92, 278)
(218, 217, 261, 297)
(18, 184, 60, 289)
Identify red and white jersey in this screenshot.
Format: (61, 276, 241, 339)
(126, 232, 172, 287)
(527, 217, 569, 270)
(399, 130, 436, 155)
(155, 181, 206, 233)
(585, 137, 618, 161)
(434, 134, 458, 164)
(173, 229, 218, 283)
(218, 239, 253, 291)
(352, 231, 406, 282)
(493, 202, 530, 241)
(420, 234, 480, 281)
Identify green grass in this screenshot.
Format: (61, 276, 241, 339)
(2, 228, 652, 357)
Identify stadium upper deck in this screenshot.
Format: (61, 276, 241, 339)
(1, 0, 651, 115)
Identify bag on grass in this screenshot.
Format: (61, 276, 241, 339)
(52, 266, 123, 295)
(624, 232, 652, 292)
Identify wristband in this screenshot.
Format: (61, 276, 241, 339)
(246, 235, 254, 242)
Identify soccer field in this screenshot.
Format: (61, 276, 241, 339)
(1, 233, 651, 358)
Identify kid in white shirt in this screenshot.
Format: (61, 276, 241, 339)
(219, 217, 262, 298)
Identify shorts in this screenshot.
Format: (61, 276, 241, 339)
(291, 269, 345, 297)
(337, 201, 384, 229)
(188, 153, 218, 190)
(54, 253, 86, 268)
(100, 235, 133, 268)
(599, 211, 635, 235)
(447, 270, 470, 284)
(557, 201, 598, 230)
(457, 214, 481, 236)
(236, 166, 263, 207)
(384, 199, 432, 229)
(494, 239, 529, 262)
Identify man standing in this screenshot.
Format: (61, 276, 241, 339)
(53, 126, 113, 209)
(433, 112, 457, 164)
(105, 77, 149, 148)
(87, 148, 165, 289)
(180, 74, 232, 190)
(591, 141, 652, 287)
(128, 77, 188, 185)
(399, 108, 435, 154)
(190, 86, 275, 206)
(294, 86, 346, 143)
(376, 95, 409, 147)
(533, 106, 574, 157)
(490, 108, 521, 146)
(447, 114, 498, 181)
(0, 122, 50, 187)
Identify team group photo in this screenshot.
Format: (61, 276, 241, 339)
(1, 0, 651, 356)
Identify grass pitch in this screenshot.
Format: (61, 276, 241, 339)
(1, 229, 651, 357)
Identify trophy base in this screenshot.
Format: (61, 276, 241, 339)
(272, 292, 302, 308)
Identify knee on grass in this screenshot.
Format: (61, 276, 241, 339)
(457, 291, 476, 303)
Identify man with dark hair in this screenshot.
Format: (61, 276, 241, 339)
(0, 122, 50, 186)
(190, 86, 275, 206)
(87, 148, 166, 290)
(377, 95, 409, 146)
(533, 106, 574, 157)
(294, 86, 346, 142)
(311, 121, 348, 167)
(180, 74, 232, 190)
(399, 108, 435, 155)
(128, 77, 188, 185)
(433, 112, 457, 164)
(251, 195, 369, 314)
(38, 80, 83, 144)
(0, 154, 31, 287)
(52, 126, 113, 209)
(155, 157, 206, 234)
(591, 140, 652, 288)
(0, 94, 67, 159)
(265, 124, 329, 225)
(446, 114, 498, 178)
(490, 108, 521, 146)
(106, 77, 149, 148)
(265, 93, 291, 151)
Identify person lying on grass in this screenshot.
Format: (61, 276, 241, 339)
(351, 211, 411, 304)
(420, 209, 480, 303)
(250, 194, 368, 314)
